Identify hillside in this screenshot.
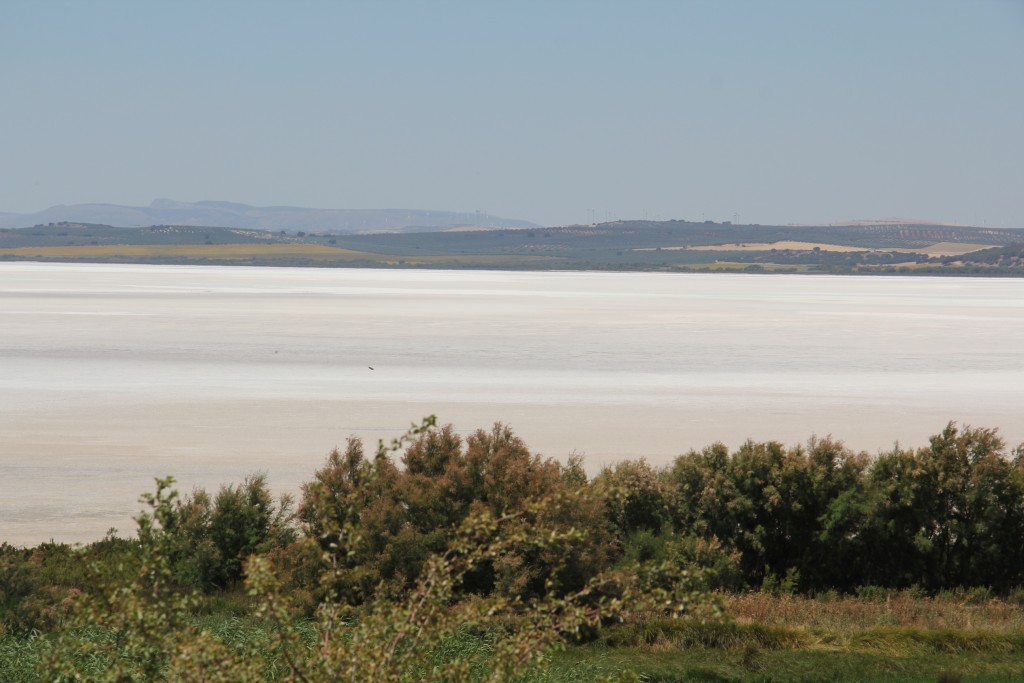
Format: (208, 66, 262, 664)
(3, 218, 1024, 275)
(0, 199, 540, 233)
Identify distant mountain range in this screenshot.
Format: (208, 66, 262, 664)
(0, 199, 541, 233)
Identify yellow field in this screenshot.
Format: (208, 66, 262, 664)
(636, 242, 864, 253)
(638, 240, 994, 256)
(0, 244, 372, 260)
(675, 262, 810, 272)
(0, 243, 557, 267)
(917, 242, 992, 257)
(688, 241, 867, 253)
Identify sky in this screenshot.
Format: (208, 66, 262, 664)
(2, 0, 1022, 227)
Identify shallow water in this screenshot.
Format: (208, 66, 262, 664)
(2, 263, 1023, 545)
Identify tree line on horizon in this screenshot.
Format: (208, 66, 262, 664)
(5, 220, 1024, 276)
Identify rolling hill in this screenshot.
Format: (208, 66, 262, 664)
(0, 199, 540, 233)
(3, 217, 1023, 275)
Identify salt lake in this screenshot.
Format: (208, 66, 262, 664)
(2, 262, 1023, 545)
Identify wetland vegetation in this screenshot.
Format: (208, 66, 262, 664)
(3, 419, 1024, 681)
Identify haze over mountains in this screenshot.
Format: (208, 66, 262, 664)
(0, 199, 541, 233)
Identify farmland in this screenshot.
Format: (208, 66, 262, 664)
(3, 219, 1023, 275)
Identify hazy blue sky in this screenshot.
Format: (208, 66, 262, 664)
(2, 0, 1022, 227)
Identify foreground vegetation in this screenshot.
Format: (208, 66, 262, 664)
(2, 420, 1023, 680)
(5, 609, 1024, 682)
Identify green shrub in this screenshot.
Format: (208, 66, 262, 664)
(0, 533, 136, 634)
(172, 473, 296, 590)
(761, 567, 800, 596)
(298, 420, 613, 605)
(41, 464, 720, 682)
(669, 536, 744, 591)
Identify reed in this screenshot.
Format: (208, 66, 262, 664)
(723, 591, 1024, 633)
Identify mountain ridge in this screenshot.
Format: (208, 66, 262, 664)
(0, 200, 541, 233)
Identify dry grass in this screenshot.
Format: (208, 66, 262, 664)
(724, 592, 1024, 633)
(0, 244, 557, 267)
(916, 242, 992, 257)
(0, 244, 372, 260)
(688, 241, 869, 253)
(675, 262, 810, 272)
(638, 241, 993, 256)
(381, 254, 558, 266)
(636, 241, 868, 253)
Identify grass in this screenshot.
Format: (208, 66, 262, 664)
(0, 243, 374, 260)
(551, 645, 1024, 682)
(723, 592, 1024, 632)
(917, 242, 993, 257)
(5, 606, 1024, 682)
(673, 262, 812, 272)
(638, 241, 994, 257)
(0, 617, 320, 683)
(549, 616, 1024, 682)
(3, 591, 1023, 681)
(0, 243, 559, 267)
(0, 632, 42, 683)
(676, 241, 870, 253)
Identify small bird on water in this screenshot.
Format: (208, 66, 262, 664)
(368, 366, 374, 370)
